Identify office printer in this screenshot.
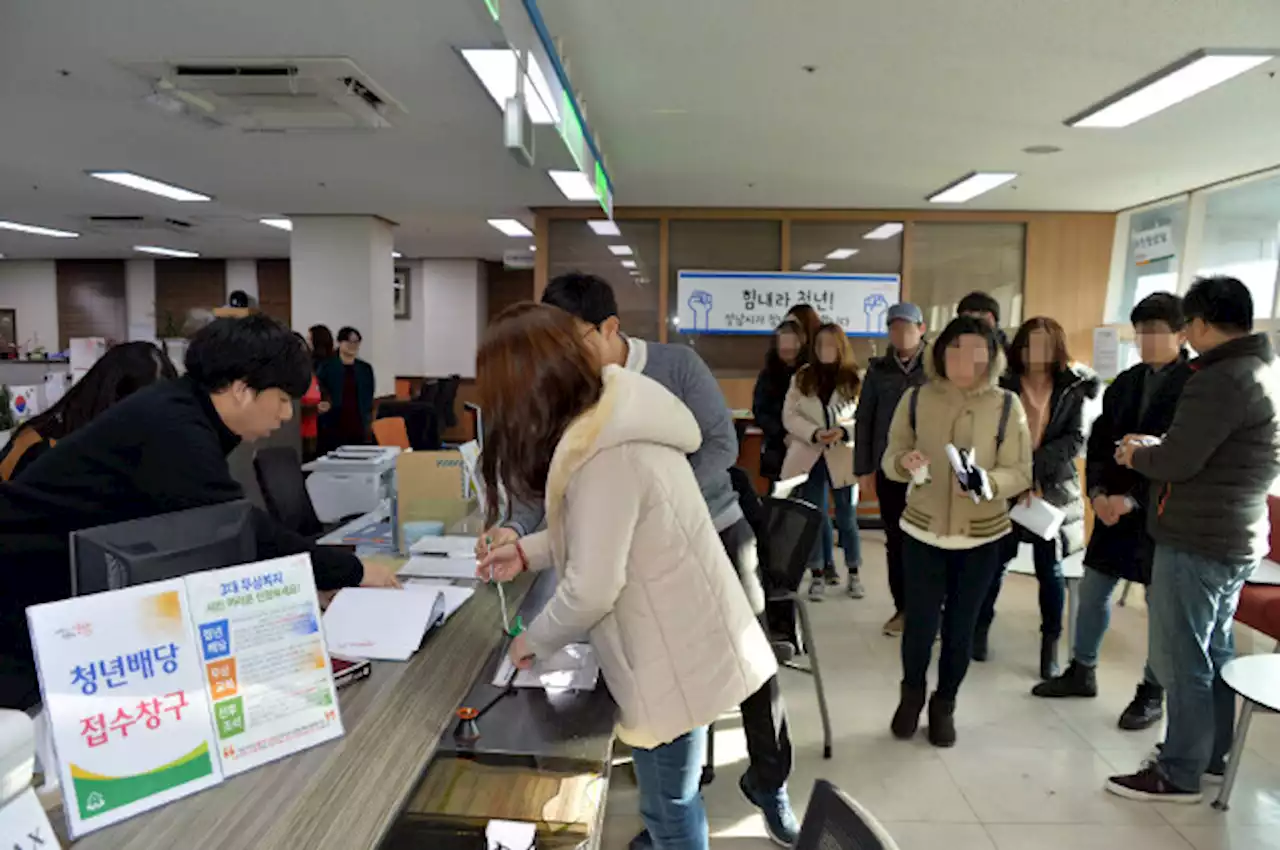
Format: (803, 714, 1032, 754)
(303, 445, 401, 523)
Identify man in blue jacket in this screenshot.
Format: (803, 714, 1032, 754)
(489, 273, 798, 847)
(1108, 276, 1280, 803)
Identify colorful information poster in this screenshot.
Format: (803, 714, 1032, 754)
(26, 579, 222, 839)
(676, 270, 902, 336)
(183, 554, 342, 777)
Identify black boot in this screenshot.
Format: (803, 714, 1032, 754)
(1032, 660, 1098, 698)
(1118, 681, 1165, 731)
(891, 685, 927, 740)
(927, 693, 956, 748)
(1039, 636, 1061, 680)
(971, 621, 990, 662)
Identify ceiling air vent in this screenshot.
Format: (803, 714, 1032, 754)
(85, 216, 196, 233)
(126, 57, 406, 132)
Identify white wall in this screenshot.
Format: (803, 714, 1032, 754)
(225, 259, 259, 303)
(419, 259, 484, 378)
(393, 261, 426, 376)
(0, 260, 58, 352)
(125, 259, 156, 341)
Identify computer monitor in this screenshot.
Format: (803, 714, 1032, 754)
(70, 500, 257, 596)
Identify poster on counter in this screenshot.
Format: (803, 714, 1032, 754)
(26, 579, 223, 839)
(676, 270, 901, 336)
(182, 554, 342, 777)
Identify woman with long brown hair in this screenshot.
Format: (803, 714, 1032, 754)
(781, 322, 865, 600)
(475, 303, 775, 850)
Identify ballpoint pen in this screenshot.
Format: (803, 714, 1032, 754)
(485, 535, 523, 637)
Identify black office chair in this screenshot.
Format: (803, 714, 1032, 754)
(253, 447, 327, 539)
(796, 780, 901, 850)
(436, 375, 461, 431)
(376, 399, 442, 450)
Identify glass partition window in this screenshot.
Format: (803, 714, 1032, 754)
(909, 223, 1026, 334)
(1113, 200, 1187, 321)
(549, 219, 661, 342)
(1196, 173, 1280, 320)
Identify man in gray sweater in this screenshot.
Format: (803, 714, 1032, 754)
(1108, 276, 1280, 804)
(489, 273, 797, 847)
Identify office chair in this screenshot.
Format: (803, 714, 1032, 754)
(796, 780, 901, 850)
(436, 375, 461, 430)
(253, 447, 327, 539)
(377, 400, 441, 450)
(372, 416, 412, 450)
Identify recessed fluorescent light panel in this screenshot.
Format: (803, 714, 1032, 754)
(0, 220, 79, 238)
(134, 245, 200, 258)
(587, 220, 621, 237)
(260, 218, 293, 231)
(89, 171, 212, 202)
(487, 219, 533, 237)
(529, 245, 537, 252)
(460, 48, 559, 125)
(802, 262, 826, 272)
(928, 172, 1018, 204)
(1067, 49, 1276, 129)
(825, 248, 859, 260)
(548, 169, 597, 201)
(608, 245, 633, 256)
(392, 251, 403, 259)
(620, 260, 637, 269)
(863, 223, 904, 240)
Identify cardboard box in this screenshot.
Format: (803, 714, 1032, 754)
(397, 451, 481, 531)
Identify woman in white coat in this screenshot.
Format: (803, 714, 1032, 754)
(781, 323, 864, 601)
(476, 304, 776, 850)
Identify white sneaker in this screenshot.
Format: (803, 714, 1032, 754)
(808, 580, 825, 601)
(847, 575, 865, 599)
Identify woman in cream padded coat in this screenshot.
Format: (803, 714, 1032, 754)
(477, 304, 776, 850)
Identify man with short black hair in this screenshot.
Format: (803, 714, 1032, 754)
(487, 272, 800, 847)
(1033, 292, 1194, 731)
(0, 315, 397, 711)
(1107, 277, 1280, 803)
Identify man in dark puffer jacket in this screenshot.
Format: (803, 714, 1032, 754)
(1108, 277, 1280, 804)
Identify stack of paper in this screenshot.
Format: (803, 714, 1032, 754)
(1009, 495, 1066, 541)
(409, 534, 478, 557)
(398, 555, 478, 580)
(492, 643, 600, 691)
(403, 580, 476, 622)
(322, 588, 444, 661)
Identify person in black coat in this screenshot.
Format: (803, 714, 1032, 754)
(1033, 293, 1194, 731)
(975, 317, 1100, 679)
(752, 319, 805, 486)
(0, 315, 400, 712)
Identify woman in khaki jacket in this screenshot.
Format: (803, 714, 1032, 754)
(477, 304, 776, 850)
(881, 316, 1033, 747)
(780, 323, 864, 600)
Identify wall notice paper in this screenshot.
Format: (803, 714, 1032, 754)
(1009, 495, 1066, 542)
(409, 535, 478, 557)
(1092, 327, 1121, 381)
(322, 588, 445, 661)
(403, 580, 476, 623)
(0, 788, 58, 850)
(27, 579, 223, 838)
(398, 555, 478, 580)
(492, 643, 600, 691)
(182, 554, 342, 777)
(676, 270, 901, 336)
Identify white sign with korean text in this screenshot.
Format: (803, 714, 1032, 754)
(27, 580, 222, 839)
(1133, 225, 1175, 266)
(183, 555, 342, 777)
(676, 271, 902, 337)
(0, 788, 58, 850)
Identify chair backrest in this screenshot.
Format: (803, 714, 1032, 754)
(253, 447, 324, 537)
(372, 416, 411, 450)
(728, 466, 764, 535)
(758, 495, 825, 593)
(436, 375, 461, 429)
(797, 779, 900, 850)
(377, 400, 442, 451)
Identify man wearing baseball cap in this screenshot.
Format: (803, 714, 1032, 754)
(855, 302, 927, 637)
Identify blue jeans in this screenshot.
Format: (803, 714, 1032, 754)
(1073, 566, 1158, 686)
(979, 536, 1065, 638)
(632, 727, 709, 850)
(1148, 544, 1253, 792)
(798, 457, 861, 574)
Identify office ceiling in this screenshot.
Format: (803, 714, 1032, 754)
(1, 0, 1278, 261)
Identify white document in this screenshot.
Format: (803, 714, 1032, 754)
(491, 643, 600, 691)
(322, 588, 444, 661)
(398, 555, 478, 580)
(0, 788, 58, 850)
(1009, 495, 1066, 542)
(402, 580, 476, 622)
(409, 534, 478, 557)
(487, 819, 536, 850)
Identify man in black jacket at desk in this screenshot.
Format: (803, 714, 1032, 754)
(0, 314, 398, 711)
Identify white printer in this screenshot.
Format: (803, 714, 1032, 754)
(303, 445, 401, 523)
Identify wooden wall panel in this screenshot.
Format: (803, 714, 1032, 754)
(1023, 213, 1117, 366)
(483, 261, 534, 324)
(56, 260, 126, 348)
(256, 260, 292, 326)
(155, 259, 226, 337)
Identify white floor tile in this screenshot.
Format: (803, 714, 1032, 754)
(985, 823, 1193, 849)
(1175, 822, 1280, 850)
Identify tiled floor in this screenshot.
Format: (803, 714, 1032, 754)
(600, 531, 1280, 849)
